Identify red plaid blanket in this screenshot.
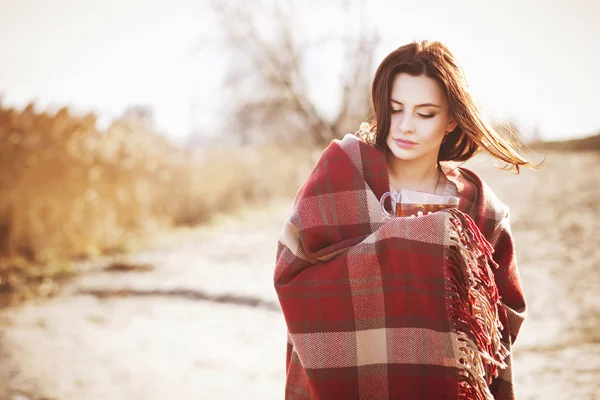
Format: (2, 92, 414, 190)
(274, 134, 527, 399)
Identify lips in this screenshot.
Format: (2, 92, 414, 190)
(394, 139, 417, 144)
(393, 138, 418, 148)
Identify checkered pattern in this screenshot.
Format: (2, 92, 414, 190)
(274, 134, 526, 399)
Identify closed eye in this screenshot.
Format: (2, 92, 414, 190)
(418, 114, 435, 119)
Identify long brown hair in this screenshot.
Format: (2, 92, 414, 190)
(361, 40, 539, 173)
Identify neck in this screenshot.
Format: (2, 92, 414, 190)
(386, 154, 440, 192)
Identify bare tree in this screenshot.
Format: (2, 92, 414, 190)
(207, 0, 379, 147)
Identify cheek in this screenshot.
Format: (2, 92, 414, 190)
(387, 114, 401, 135)
(390, 113, 402, 125)
(422, 120, 446, 137)
(418, 122, 447, 148)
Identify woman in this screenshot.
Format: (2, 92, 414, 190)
(274, 40, 533, 400)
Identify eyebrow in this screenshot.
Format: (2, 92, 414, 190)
(391, 99, 441, 108)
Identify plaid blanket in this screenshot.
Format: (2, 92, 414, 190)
(274, 133, 527, 400)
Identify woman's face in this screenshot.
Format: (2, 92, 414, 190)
(385, 73, 457, 163)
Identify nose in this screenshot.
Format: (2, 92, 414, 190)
(398, 114, 415, 134)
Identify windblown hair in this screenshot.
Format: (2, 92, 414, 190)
(359, 40, 539, 172)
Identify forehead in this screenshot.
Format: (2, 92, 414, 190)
(390, 73, 447, 105)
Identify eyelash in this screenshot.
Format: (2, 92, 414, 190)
(391, 109, 435, 119)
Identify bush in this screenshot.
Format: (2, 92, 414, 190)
(0, 103, 313, 263)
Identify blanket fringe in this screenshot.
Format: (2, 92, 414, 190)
(445, 209, 510, 400)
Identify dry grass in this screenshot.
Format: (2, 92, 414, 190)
(529, 132, 600, 152)
(0, 257, 76, 307)
(0, 103, 315, 302)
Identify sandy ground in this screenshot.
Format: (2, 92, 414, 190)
(0, 150, 599, 400)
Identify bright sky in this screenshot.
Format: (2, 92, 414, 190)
(0, 0, 598, 141)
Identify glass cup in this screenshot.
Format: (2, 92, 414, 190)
(380, 189, 460, 218)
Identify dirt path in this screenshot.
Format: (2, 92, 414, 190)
(0, 204, 291, 400)
(1, 151, 599, 399)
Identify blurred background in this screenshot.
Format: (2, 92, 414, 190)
(0, 0, 598, 399)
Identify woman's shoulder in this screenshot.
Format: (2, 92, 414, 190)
(442, 163, 510, 235)
(311, 134, 374, 166)
(322, 133, 384, 158)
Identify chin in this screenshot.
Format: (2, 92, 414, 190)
(389, 151, 420, 162)
(387, 142, 421, 161)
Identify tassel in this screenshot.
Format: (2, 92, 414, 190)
(444, 209, 510, 400)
